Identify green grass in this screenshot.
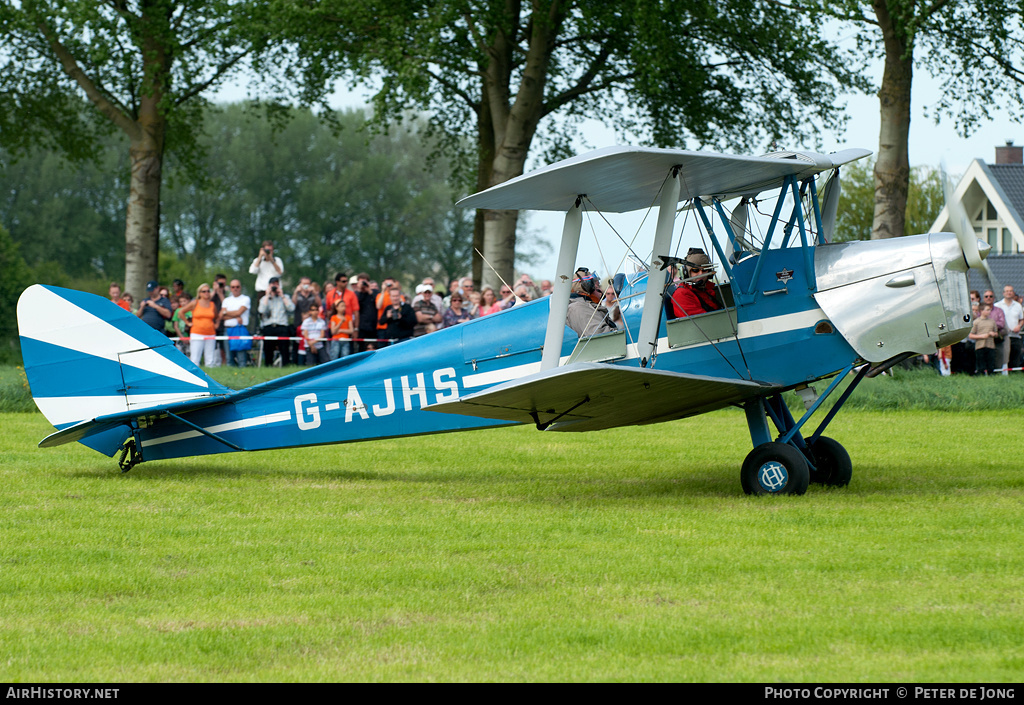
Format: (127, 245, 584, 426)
(1, 408, 1022, 682)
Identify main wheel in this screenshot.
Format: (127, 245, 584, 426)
(741, 442, 810, 496)
(806, 436, 852, 487)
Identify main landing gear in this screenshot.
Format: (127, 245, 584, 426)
(741, 441, 809, 496)
(740, 363, 865, 496)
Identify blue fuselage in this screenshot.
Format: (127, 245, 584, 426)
(138, 246, 859, 461)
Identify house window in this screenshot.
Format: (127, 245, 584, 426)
(975, 195, 1007, 252)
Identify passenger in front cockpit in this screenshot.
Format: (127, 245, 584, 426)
(566, 267, 617, 337)
(670, 248, 723, 318)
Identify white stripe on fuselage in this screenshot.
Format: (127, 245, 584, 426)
(649, 306, 827, 355)
(140, 411, 293, 448)
(464, 307, 827, 389)
(139, 307, 827, 448)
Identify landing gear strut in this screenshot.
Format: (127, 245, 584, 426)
(117, 437, 142, 473)
(740, 364, 865, 495)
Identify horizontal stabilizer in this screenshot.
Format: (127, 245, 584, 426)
(37, 391, 234, 449)
(426, 362, 776, 432)
(39, 419, 130, 449)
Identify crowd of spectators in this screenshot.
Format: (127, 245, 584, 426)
(106, 243, 1024, 378)
(107, 240, 557, 368)
(954, 286, 1024, 376)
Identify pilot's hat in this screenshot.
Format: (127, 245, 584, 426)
(682, 248, 714, 270)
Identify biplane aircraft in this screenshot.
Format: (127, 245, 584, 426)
(17, 146, 989, 495)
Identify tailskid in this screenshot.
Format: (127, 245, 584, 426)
(117, 437, 142, 473)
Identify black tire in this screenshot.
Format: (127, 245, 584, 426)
(741, 442, 810, 496)
(807, 436, 852, 487)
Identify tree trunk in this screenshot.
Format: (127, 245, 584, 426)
(481, 209, 520, 292)
(473, 89, 495, 287)
(124, 136, 164, 300)
(872, 0, 914, 240)
(123, 11, 169, 300)
(478, 0, 561, 291)
(481, 136, 529, 292)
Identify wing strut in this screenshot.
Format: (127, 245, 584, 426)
(529, 395, 590, 431)
(541, 197, 584, 371)
(636, 166, 682, 367)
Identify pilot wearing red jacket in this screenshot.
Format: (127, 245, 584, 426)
(671, 249, 722, 317)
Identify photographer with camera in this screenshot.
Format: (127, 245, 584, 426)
(136, 281, 173, 332)
(378, 282, 416, 343)
(353, 273, 378, 351)
(258, 276, 295, 367)
(248, 240, 284, 303)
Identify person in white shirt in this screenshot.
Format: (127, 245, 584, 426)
(221, 279, 252, 367)
(995, 285, 1024, 372)
(248, 240, 284, 302)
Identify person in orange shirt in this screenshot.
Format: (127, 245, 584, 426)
(374, 277, 396, 343)
(324, 272, 360, 333)
(178, 284, 220, 367)
(329, 298, 355, 360)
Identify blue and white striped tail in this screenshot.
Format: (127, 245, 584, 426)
(17, 285, 229, 456)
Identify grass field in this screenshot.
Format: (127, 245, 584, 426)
(2, 403, 1023, 682)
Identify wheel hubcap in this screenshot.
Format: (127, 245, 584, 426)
(757, 460, 789, 492)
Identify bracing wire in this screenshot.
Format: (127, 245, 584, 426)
(475, 247, 524, 306)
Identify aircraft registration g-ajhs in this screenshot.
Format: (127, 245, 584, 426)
(17, 146, 991, 495)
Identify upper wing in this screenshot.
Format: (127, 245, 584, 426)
(426, 362, 777, 432)
(457, 146, 871, 213)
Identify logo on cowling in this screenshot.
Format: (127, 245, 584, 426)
(758, 461, 788, 492)
(776, 268, 794, 284)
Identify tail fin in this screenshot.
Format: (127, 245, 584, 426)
(17, 285, 230, 456)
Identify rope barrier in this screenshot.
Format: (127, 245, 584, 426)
(170, 335, 393, 343)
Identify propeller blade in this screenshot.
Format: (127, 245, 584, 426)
(726, 200, 747, 262)
(726, 198, 758, 263)
(941, 162, 985, 269)
(983, 260, 1001, 292)
(819, 169, 841, 243)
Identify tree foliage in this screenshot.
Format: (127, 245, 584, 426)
(832, 158, 944, 243)
(1, 105, 474, 290)
(0, 0, 265, 297)
(0, 221, 31, 361)
(0, 135, 128, 283)
(267, 0, 870, 288)
(161, 104, 473, 285)
(806, 0, 1024, 239)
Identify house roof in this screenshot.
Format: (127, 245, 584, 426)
(987, 163, 1024, 225)
(967, 254, 1024, 294)
(931, 160, 1024, 250)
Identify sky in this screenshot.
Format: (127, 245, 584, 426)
(216, 62, 1024, 282)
